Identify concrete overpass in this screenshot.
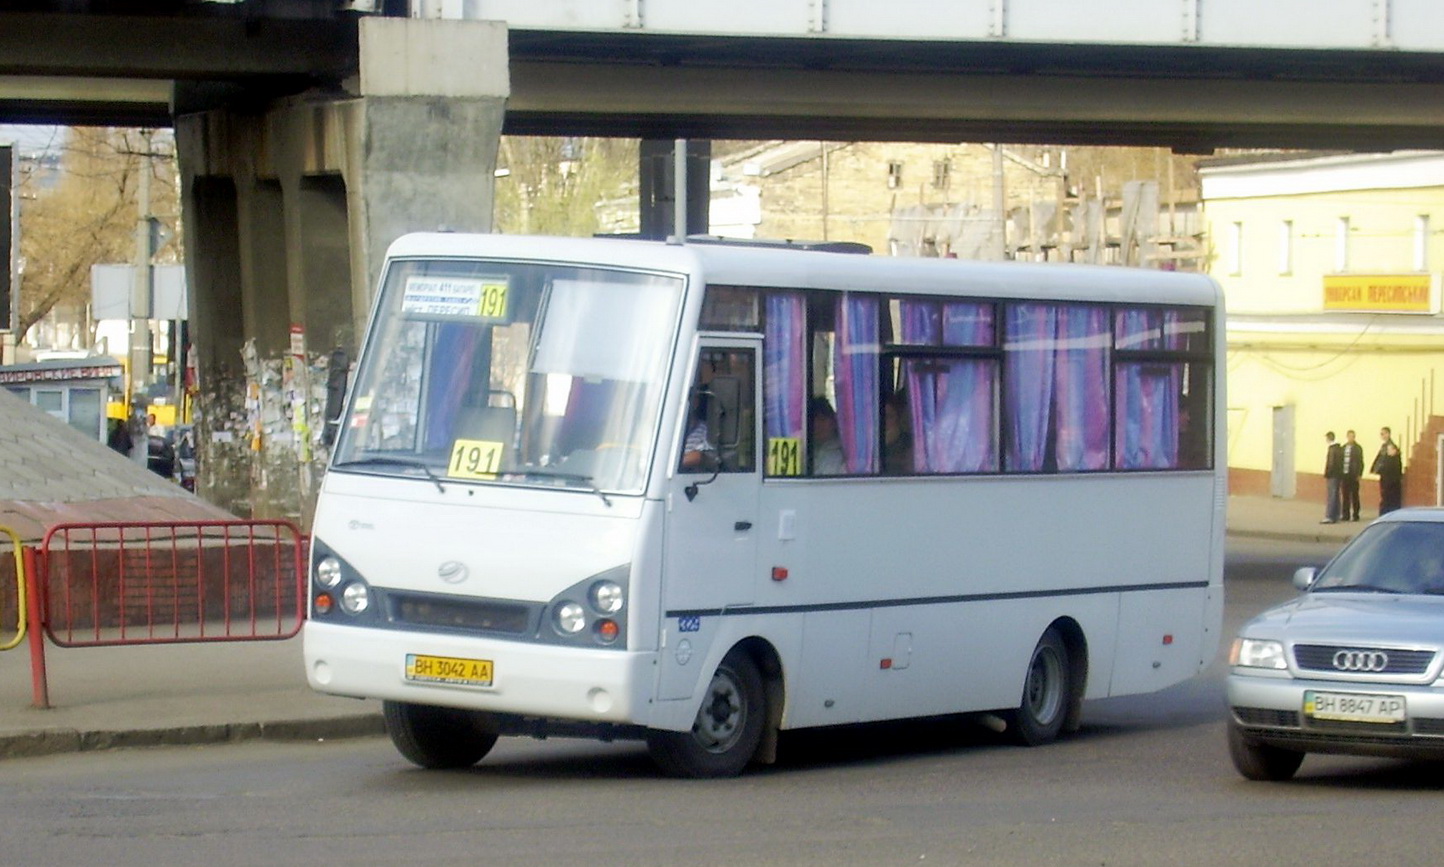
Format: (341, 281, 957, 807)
(4, 0, 1444, 519)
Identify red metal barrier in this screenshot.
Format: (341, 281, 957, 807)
(37, 521, 306, 648)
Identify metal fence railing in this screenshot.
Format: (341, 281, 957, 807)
(37, 521, 306, 648)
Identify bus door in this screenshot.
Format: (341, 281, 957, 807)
(659, 339, 761, 698)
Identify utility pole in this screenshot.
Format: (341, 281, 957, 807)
(991, 144, 1006, 260)
(129, 131, 153, 415)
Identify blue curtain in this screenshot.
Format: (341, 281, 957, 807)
(901, 300, 996, 473)
(1114, 363, 1181, 468)
(834, 294, 879, 474)
(423, 323, 481, 451)
(1052, 307, 1110, 471)
(1004, 304, 1057, 472)
(764, 293, 806, 442)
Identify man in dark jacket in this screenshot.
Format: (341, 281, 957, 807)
(1340, 429, 1365, 521)
(1372, 426, 1404, 515)
(1321, 431, 1343, 523)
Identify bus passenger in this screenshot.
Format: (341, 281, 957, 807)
(680, 391, 716, 472)
(883, 393, 913, 474)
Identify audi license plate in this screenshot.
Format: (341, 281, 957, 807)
(405, 654, 493, 687)
(1304, 690, 1406, 724)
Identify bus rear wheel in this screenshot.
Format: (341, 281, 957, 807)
(1009, 628, 1070, 746)
(383, 700, 499, 769)
(646, 650, 766, 778)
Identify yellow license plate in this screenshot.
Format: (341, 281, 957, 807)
(405, 654, 494, 687)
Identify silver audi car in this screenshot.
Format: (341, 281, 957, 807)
(1227, 508, 1444, 781)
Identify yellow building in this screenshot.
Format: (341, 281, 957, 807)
(1200, 151, 1444, 508)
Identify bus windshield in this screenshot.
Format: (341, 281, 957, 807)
(333, 257, 685, 495)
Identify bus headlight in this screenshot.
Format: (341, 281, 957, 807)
(589, 580, 624, 614)
(554, 601, 586, 635)
(341, 582, 371, 614)
(316, 556, 343, 589)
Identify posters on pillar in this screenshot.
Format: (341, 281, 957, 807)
(285, 325, 311, 464)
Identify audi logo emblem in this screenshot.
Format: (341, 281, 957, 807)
(1333, 650, 1389, 672)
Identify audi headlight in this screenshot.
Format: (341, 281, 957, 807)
(340, 582, 371, 614)
(554, 601, 586, 635)
(589, 580, 624, 614)
(1230, 638, 1286, 670)
(316, 556, 343, 589)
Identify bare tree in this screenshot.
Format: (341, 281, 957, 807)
(16, 128, 178, 340)
(493, 137, 639, 236)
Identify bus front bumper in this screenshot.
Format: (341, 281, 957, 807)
(304, 621, 657, 726)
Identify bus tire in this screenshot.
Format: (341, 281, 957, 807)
(382, 700, 499, 769)
(646, 649, 766, 778)
(1009, 628, 1070, 746)
(1227, 721, 1304, 781)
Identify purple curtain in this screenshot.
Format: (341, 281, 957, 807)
(1004, 304, 1057, 472)
(1115, 363, 1181, 468)
(901, 300, 996, 473)
(1052, 307, 1110, 471)
(423, 323, 481, 450)
(764, 293, 806, 443)
(1115, 309, 1161, 351)
(834, 294, 879, 474)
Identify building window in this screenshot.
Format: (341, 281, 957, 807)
(887, 161, 903, 190)
(1415, 215, 1430, 272)
(1278, 220, 1293, 275)
(1227, 222, 1243, 276)
(1335, 217, 1350, 273)
(931, 159, 950, 191)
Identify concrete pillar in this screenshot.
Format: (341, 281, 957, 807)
(175, 18, 509, 523)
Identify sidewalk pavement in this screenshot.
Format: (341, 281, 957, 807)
(0, 494, 1368, 762)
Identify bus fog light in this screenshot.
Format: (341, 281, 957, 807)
(589, 580, 624, 614)
(555, 601, 586, 635)
(316, 556, 343, 588)
(594, 618, 620, 644)
(341, 582, 371, 614)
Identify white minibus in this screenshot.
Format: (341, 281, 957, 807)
(304, 233, 1224, 777)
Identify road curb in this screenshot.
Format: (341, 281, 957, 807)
(0, 713, 385, 761)
(1226, 528, 1357, 545)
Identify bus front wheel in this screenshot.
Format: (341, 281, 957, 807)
(646, 650, 766, 778)
(1009, 628, 1070, 746)
(383, 700, 499, 769)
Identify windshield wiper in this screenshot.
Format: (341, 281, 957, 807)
(511, 469, 612, 507)
(333, 457, 446, 494)
(1313, 583, 1402, 594)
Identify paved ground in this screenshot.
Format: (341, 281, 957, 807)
(0, 494, 1371, 760)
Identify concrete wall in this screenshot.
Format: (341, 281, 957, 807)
(175, 18, 508, 522)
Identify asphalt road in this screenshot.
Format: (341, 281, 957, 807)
(5, 537, 1443, 867)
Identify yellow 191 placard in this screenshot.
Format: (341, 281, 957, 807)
(448, 439, 504, 479)
(478, 280, 509, 320)
(767, 437, 802, 476)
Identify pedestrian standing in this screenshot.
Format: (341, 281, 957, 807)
(1340, 429, 1364, 521)
(1372, 426, 1404, 515)
(1321, 431, 1343, 523)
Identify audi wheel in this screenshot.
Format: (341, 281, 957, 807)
(1227, 721, 1305, 781)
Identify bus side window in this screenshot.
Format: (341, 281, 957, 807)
(680, 349, 757, 473)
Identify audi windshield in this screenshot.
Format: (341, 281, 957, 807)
(333, 257, 685, 495)
(1310, 520, 1444, 595)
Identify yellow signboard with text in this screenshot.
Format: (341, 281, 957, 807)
(1323, 274, 1434, 313)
